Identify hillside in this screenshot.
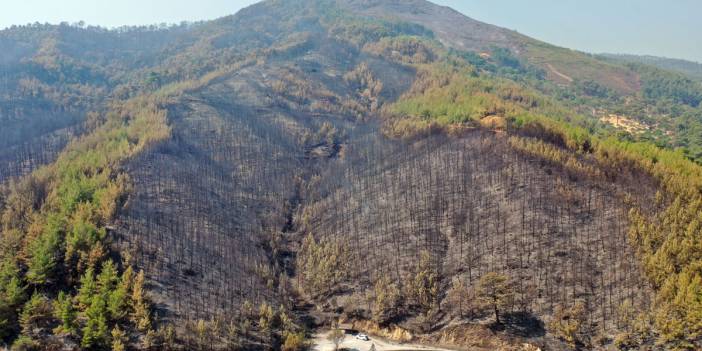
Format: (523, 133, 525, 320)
(1, 0, 702, 350)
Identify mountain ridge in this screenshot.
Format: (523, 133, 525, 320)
(601, 52, 702, 81)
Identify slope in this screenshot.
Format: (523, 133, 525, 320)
(110, 1, 656, 349)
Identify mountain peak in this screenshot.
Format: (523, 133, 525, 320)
(337, 0, 523, 52)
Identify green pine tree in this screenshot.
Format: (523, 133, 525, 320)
(26, 218, 63, 285)
(97, 260, 119, 297)
(131, 270, 151, 331)
(52, 291, 77, 335)
(0, 275, 26, 340)
(77, 267, 97, 309)
(82, 296, 109, 349)
(19, 292, 52, 336)
(108, 266, 133, 321)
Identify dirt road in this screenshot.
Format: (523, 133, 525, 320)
(545, 63, 574, 83)
(311, 331, 454, 351)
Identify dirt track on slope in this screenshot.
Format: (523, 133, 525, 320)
(545, 63, 574, 82)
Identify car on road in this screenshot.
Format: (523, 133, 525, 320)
(355, 333, 370, 341)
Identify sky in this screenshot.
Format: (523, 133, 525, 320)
(2, 0, 701, 62)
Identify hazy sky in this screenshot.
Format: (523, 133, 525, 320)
(2, 0, 700, 62)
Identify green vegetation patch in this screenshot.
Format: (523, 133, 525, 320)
(0, 96, 169, 348)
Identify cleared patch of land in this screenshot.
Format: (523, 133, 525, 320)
(311, 331, 455, 351)
(600, 114, 649, 134)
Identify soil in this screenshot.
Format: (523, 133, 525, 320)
(311, 330, 456, 351)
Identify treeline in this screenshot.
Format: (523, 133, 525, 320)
(0, 97, 170, 349)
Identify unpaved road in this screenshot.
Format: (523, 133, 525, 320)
(311, 331, 455, 351)
(545, 63, 574, 83)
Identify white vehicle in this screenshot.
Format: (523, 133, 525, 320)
(355, 334, 370, 341)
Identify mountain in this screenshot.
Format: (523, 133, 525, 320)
(1, 0, 702, 350)
(602, 53, 702, 81)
